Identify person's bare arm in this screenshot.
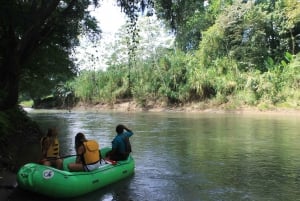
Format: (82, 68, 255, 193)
(41, 139, 50, 157)
(123, 125, 132, 133)
(75, 145, 84, 163)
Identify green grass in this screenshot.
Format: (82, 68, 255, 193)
(20, 100, 33, 108)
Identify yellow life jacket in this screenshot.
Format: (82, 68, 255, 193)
(41, 137, 59, 158)
(83, 140, 100, 165)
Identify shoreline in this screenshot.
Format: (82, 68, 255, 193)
(71, 101, 300, 116)
(0, 170, 17, 201)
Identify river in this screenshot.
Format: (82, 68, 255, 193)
(9, 109, 300, 201)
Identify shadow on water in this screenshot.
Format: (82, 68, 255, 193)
(9, 175, 135, 201)
(8, 110, 300, 201)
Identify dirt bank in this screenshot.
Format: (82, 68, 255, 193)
(0, 170, 17, 201)
(0, 107, 42, 201)
(72, 100, 300, 116)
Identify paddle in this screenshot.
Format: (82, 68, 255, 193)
(39, 154, 78, 163)
(41, 154, 117, 165)
(57, 154, 79, 160)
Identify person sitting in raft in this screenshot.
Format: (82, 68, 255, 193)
(40, 128, 63, 169)
(68, 132, 101, 171)
(106, 124, 133, 161)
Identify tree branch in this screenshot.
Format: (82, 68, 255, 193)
(17, 0, 60, 65)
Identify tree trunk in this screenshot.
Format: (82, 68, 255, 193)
(0, 2, 58, 111)
(0, 0, 88, 111)
(0, 57, 20, 110)
(0, 30, 20, 111)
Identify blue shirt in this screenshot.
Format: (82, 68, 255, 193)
(112, 131, 133, 154)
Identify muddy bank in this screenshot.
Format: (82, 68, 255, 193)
(0, 170, 17, 201)
(0, 108, 42, 172)
(72, 100, 300, 116)
(0, 107, 42, 201)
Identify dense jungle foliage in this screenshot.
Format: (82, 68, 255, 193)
(66, 0, 300, 110)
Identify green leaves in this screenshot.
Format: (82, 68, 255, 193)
(0, 0, 102, 109)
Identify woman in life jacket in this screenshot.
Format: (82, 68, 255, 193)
(68, 132, 101, 172)
(40, 128, 63, 169)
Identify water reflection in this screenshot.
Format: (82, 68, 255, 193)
(10, 110, 300, 201)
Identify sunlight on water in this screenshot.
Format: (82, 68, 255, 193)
(100, 194, 114, 201)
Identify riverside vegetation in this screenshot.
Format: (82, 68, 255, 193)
(65, 1, 300, 112)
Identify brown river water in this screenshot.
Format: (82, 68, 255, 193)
(7, 109, 300, 201)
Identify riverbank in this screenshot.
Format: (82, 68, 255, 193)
(0, 107, 42, 201)
(0, 171, 17, 201)
(72, 100, 300, 116)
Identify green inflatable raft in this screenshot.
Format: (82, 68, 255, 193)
(17, 147, 135, 198)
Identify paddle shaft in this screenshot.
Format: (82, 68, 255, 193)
(41, 154, 78, 162)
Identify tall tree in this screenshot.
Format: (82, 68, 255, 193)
(0, 0, 101, 110)
(154, 0, 233, 51)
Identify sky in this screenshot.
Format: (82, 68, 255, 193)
(91, 0, 126, 34)
(75, 0, 126, 71)
(75, 1, 174, 71)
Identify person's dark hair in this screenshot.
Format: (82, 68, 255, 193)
(116, 124, 124, 134)
(46, 128, 58, 145)
(47, 128, 57, 137)
(75, 132, 86, 149)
